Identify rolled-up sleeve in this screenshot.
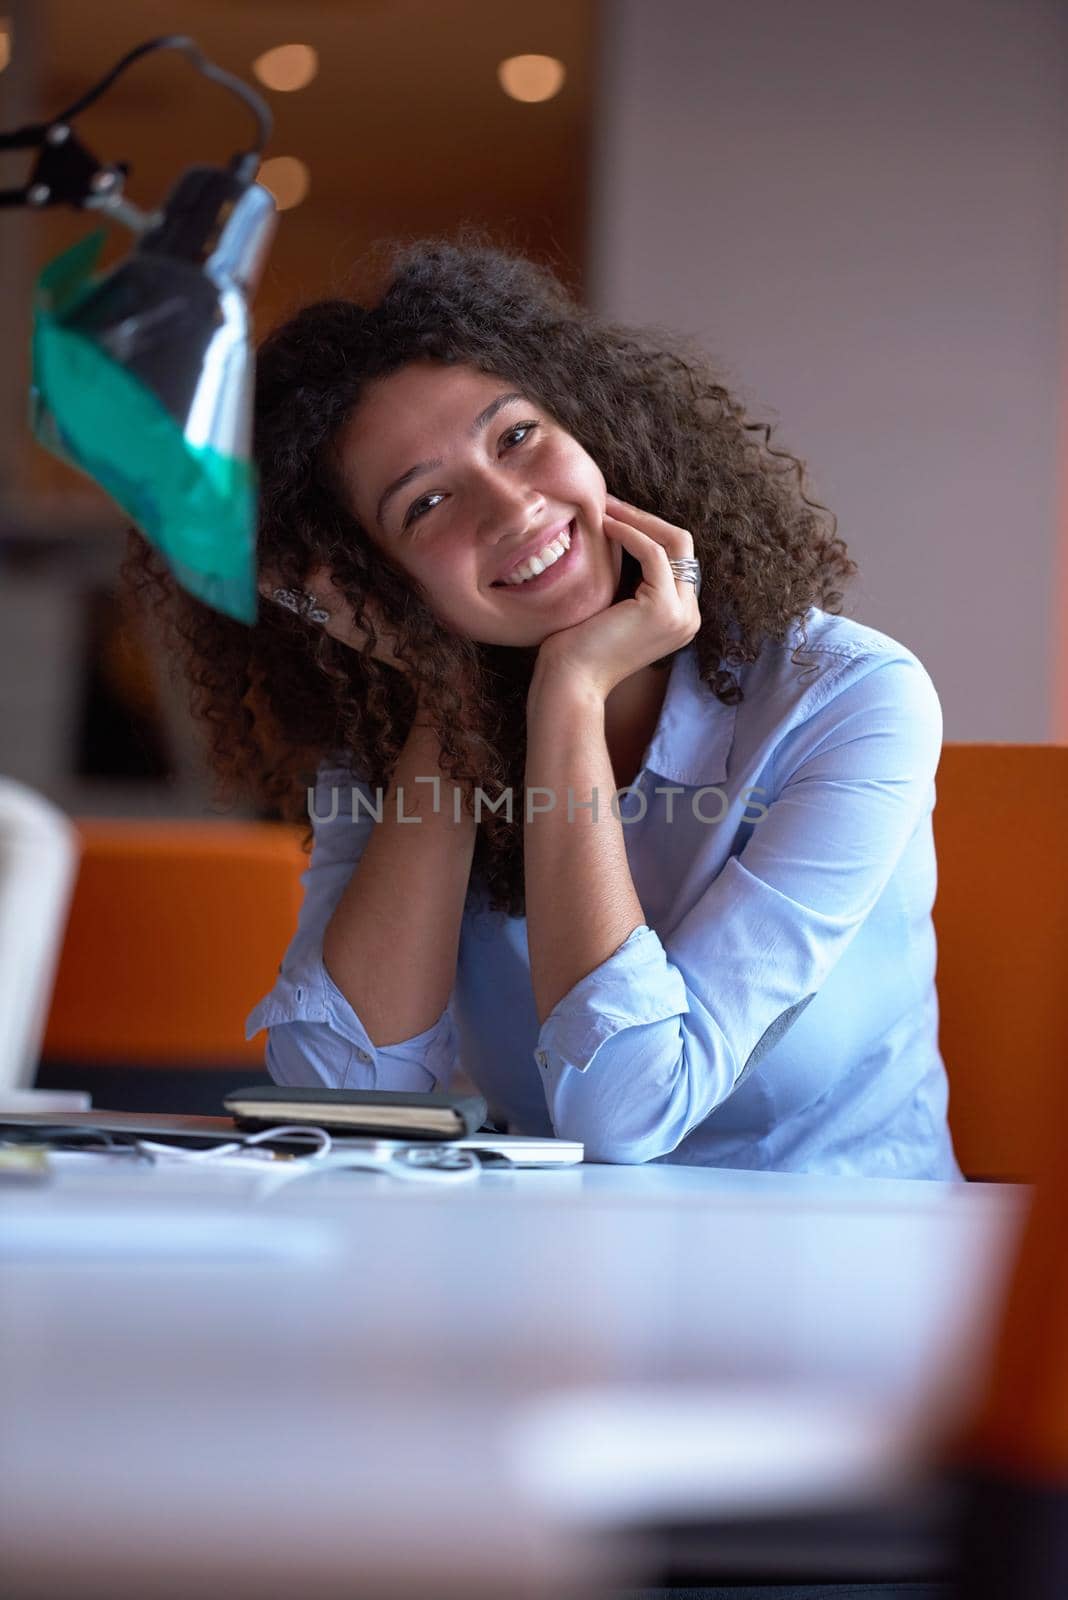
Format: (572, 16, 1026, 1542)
(536, 654, 943, 1162)
(245, 766, 459, 1092)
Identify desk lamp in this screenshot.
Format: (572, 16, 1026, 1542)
(0, 34, 278, 624)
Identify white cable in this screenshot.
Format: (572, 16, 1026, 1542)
(134, 1124, 333, 1164)
(132, 1125, 480, 1188)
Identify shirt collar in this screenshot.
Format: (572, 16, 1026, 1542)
(641, 640, 739, 787)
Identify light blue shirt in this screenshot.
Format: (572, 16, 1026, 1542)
(246, 606, 964, 1180)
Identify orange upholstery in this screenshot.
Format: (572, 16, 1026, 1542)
(41, 821, 307, 1067)
(931, 745, 1068, 1182)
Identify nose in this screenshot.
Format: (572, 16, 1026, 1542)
(474, 472, 546, 546)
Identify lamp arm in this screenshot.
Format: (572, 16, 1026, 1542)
(0, 34, 273, 232)
(47, 34, 272, 154)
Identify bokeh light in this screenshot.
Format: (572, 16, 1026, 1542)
(497, 55, 566, 104)
(252, 43, 319, 93)
(255, 155, 310, 212)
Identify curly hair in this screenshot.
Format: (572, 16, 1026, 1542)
(121, 226, 858, 919)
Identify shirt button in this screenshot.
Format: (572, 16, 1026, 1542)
(535, 1049, 548, 1070)
(355, 1048, 372, 1064)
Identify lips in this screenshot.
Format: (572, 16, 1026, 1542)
(492, 520, 573, 585)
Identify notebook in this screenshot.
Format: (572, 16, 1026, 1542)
(224, 1085, 487, 1141)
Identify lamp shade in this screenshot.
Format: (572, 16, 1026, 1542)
(28, 181, 277, 624)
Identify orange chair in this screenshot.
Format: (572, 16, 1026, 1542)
(40, 820, 307, 1070)
(931, 745, 1068, 1183)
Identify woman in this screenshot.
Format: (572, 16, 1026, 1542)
(123, 231, 963, 1178)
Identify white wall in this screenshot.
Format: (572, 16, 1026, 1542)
(588, 0, 1067, 741)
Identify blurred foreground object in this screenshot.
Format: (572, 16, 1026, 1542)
(0, 779, 80, 1095)
(0, 35, 278, 623)
(949, 1071, 1068, 1599)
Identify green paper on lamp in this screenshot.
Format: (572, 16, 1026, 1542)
(28, 229, 258, 625)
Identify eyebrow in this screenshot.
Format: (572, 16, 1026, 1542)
(375, 392, 526, 528)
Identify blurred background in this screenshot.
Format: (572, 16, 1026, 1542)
(0, 0, 1064, 830)
(2, 14, 1065, 1590)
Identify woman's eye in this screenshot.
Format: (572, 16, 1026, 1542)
(404, 493, 443, 528)
(403, 421, 539, 528)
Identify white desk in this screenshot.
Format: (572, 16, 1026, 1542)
(0, 1154, 1028, 1598)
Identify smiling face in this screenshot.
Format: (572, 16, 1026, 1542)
(333, 359, 624, 647)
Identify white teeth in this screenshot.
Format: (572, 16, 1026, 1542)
(501, 528, 572, 586)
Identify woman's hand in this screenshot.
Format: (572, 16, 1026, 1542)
(532, 494, 701, 701)
(259, 565, 412, 678)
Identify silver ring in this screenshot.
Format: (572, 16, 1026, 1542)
(668, 557, 701, 590)
(271, 587, 330, 626)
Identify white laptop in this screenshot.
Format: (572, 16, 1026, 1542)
(452, 1131, 584, 1167)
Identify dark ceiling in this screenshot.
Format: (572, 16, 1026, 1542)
(34, 0, 599, 305)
